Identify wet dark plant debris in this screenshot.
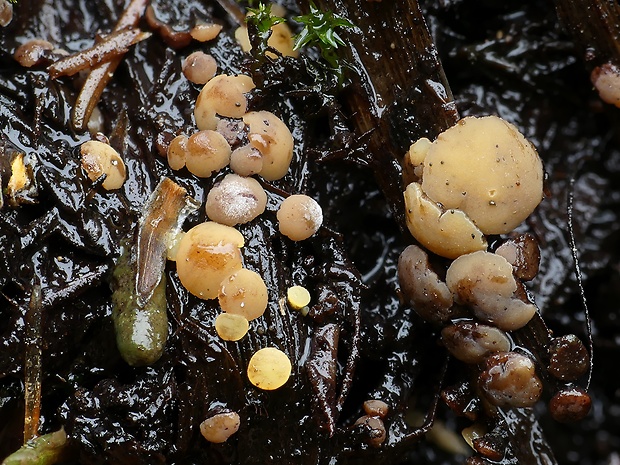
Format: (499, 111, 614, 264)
(1, 0, 620, 464)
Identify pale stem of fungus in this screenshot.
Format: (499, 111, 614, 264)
(24, 280, 43, 443)
(135, 177, 200, 307)
(72, 0, 148, 132)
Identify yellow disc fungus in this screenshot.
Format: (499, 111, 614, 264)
(214, 313, 250, 341)
(286, 285, 311, 310)
(247, 347, 292, 390)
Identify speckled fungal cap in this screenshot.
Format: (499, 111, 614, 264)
(175, 222, 245, 300)
(243, 111, 294, 181)
(277, 194, 323, 241)
(218, 268, 268, 321)
(403, 182, 487, 259)
(247, 347, 292, 390)
(205, 173, 267, 226)
(200, 411, 241, 443)
(230, 144, 263, 177)
(80, 140, 126, 190)
(591, 62, 620, 108)
(185, 130, 231, 178)
(420, 115, 543, 235)
(194, 74, 255, 131)
(445, 251, 537, 331)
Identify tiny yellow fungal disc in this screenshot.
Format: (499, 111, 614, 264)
(243, 111, 294, 181)
(403, 182, 486, 259)
(277, 194, 323, 241)
(194, 74, 255, 131)
(200, 411, 241, 443)
(80, 140, 126, 190)
(421, 116, 543, 235)
(175, 222, 245, 300)
(287, 285, 311, 310)
(247, 347, 292, 390)
(219, 268, 268, 320)
(215, 313, 249, 341)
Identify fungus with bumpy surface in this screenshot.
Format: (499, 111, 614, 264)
(354, 415, 387, 448)
(175, 222, 244, 300)
(591, 62, 620, 108)
(277, 194, 323, 241)
(446, 251, 537, 331)
(214, 313, 250, 341)
(80, 140, 127, 190)
(218, 268, 268, 320)
(247, 347, 292, 390)
(194, 74, 255, 131)
(205, 174, 267, 226)
(441, 322, 511, 364)
(479, 352, 542, 408)
(548, 387, 591, 423)
(200, 411, 241, 443)
(185, 130, 231, 178)
(182, 51, 217, 85)
(243, 111, 294, 181)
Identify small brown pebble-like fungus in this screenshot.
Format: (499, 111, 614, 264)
(478, 352, 542, 408)
(205, 174, 267, 226)
(185, 130, 231, 178)
(247, 347, 292, 390)
(214, 313, 250, 341)
(167, 134, 188, 171)
(591, 62, 620, 108)
(218, 268, 268, 321)
(547, 334, 590, 381)
(354, 415, 387, 448)
(363, 400, 389, 419)
(277, 194, 323, 241)
(548, 387, 591, 423)
(194, 74, 255, 131)
(182, 51, 217, 85)
(494, 233, 540, 281)
(190, 23, 223, 42)
(446, 251, 537, 331)
(230, 144, 263, 177)
(80, 140, 127, 190)
(0, 0, 13, 27)
(14, 39, 54, 67)
(397, 244, 454, 324)
(243, 111, 294, 181)
(175, 222, 245, 300)
(200, 411, 241, 443)
(441, 322, 511, 364)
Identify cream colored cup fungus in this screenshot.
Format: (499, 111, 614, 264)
(243, 111, 294, 181)
(403, 115, 543, 259)
(167, 134, 188, 171)
(247, 347, 292, 390)
(440, 322, 511, 364)
(214, 313, 250, 341)
(277, 194, 323, 241)
(183, 51, 218, 85)
(175, 222, 245, 300)
(185, 130, 231, 178)
(591, 62, 620, 108)
(190, 23, 223, 42)
(80, 140, 127, 190)
(230, 144, 263, 177)
(287, 285, 311, 311)
(445, 250, 537, 331)
(218, 268, 269, 321)
(205, 174, 267, 226)
(200, 411, 241, 443)
(194, 74, 255, 131)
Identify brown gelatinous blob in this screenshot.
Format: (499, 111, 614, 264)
(354, 415, 387, 448)
(277, 194, 323, 241)
(363, 400, 389, 419)
(166, 134, 188, 171)
(218, 268, 268, 321)
(548, 387, 591, 423)
(14, 39, 54, 67)
(397, 244, 454, 324)
(185, 130, 231, 178)
(0, 0, 13, 27)
(441, 322, 511, 364)
(495, 233, 540, 281)
(183, 51, 217, 85)
(591, 62, 620, 108)
(175, 222, 244, 300)
(200, 411, 241, 443)
(478, 352, 543, 408)
(548, 334, 590, 381)
(243, 111, 294, 181)
(205, 174, 267, 226)
(194, 74, 255, 130)
(446, 251, 537, 331)
(145, 4, 192, 49)
(230, 144, 263, 177)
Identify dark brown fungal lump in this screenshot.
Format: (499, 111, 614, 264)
(495, 233, 541, 281)
(441, 322, 511, 364)
(548, 334, 590, 381)
(479, 352, 543, 408)
(549, 387, 592, 423)
(397, 244, 454, 324)
(354, 415, 387, 448)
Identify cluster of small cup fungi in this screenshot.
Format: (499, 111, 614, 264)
(76, 15, 326, 445)
(397, 116, 592, 455)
